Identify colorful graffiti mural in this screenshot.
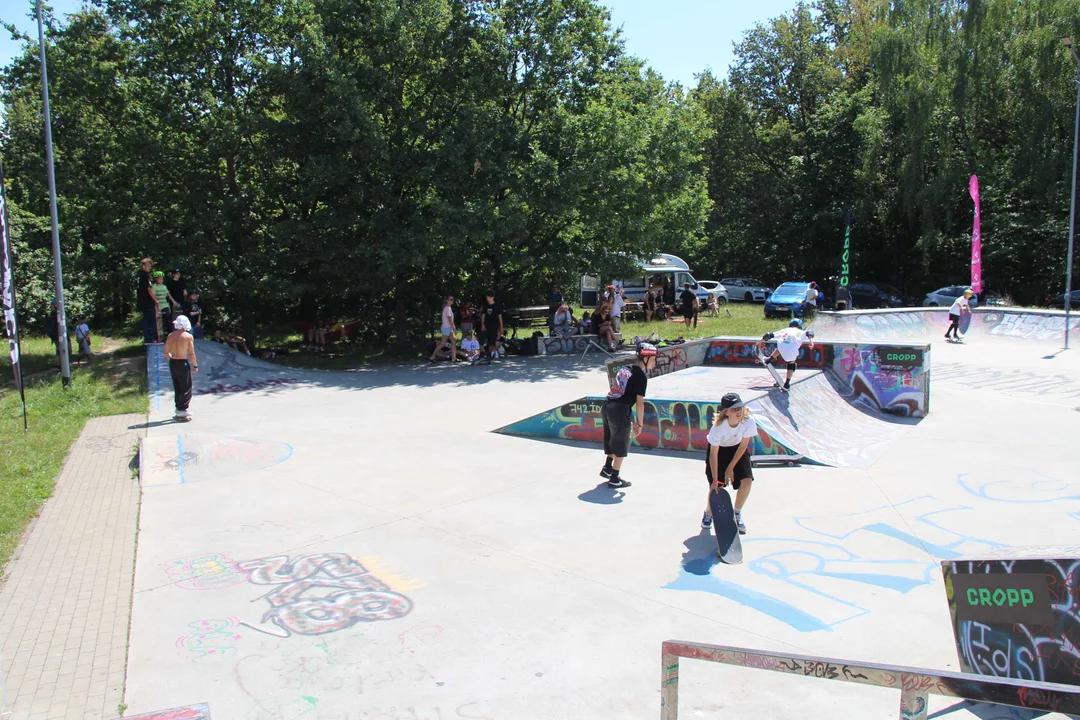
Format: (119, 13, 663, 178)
(704, 340, 824, 368)
(496, 396, 795, 458)
(830, 344, 929, 417)
(943, 555, 1080, 686)
(607, 339, 711, 382)
(810, 308, 1080, 344)
(165, 554, 248, 590)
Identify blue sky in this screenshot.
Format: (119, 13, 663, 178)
(1, 0, 799, 86)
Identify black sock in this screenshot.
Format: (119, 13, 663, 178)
(604, 457, 613, 469)
(609, 470, 619, 480)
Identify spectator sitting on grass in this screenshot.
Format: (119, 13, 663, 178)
(592, 300, 618, 352)
(307, 317, 329, 351)
(213, 329, 251, 355)
(553, 302, 576, 337)
(461, 329, 482, 362)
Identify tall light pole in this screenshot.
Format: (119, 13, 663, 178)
(36, 0, 70, 385)
(1063, 38, 1080, 350)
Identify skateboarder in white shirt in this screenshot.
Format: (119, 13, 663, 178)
(757, 318, 815, 391)
(702, 393, 757, 535)
(945, 289, 973, 341)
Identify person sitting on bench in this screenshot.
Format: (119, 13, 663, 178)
(553, 302, 576, 337)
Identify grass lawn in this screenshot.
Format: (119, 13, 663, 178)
(617, 301, 789, 342)
(0, 340, 147, 569)
(0, 336, 66, 385)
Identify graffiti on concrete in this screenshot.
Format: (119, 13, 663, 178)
(124, 703, 212, 720)
(175, 618, 244, 659)
(195, 378, 299, 396)
(141, 435, 293, 487)
(237, 553, 414, 638)
(606, 339, 711, 382)
(165, 554, 248, 591)
(811, 308, 1080, 344)
(705, 340, 824, 368)
(831, 344, 928, 417)
(943, 556, 1080, 686)
(935, 363, 1080, 400)
(496, 396, 795, 458)
(539, 336, 591, 355)
(958, 470, 1080, 504)
(666, 495, 1002, 632)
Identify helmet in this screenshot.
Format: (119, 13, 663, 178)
(636, 342, 659, 358)
(789, 318, 803, 329)
(153, 271, 165, 278)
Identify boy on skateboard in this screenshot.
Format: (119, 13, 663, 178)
(600, 342, 658, 489)
(165, 315, 199, 420)
(757, 318, 815, 391)
(703, 393, 757, 538)
(945, 288, 974, 341)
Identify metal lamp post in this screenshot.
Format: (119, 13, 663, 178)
(1063, 38, 1079, 350)
(36, 0, 71, 386)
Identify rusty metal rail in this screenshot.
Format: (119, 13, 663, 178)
(660, 641, 1080, 720)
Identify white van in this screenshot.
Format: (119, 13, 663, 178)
(580, 254, 711, 309)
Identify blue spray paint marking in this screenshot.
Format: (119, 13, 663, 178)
(145, 344, 169, 412)
(176, 435, 186, 484)
(665, 496, 1004, 633)
(959, 471, 1080, 503)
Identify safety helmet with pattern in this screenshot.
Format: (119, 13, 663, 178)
(636, 342, 659, 358)
(789, 318, 803, 329)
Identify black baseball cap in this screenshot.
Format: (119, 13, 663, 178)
(720, 393, 744, 410)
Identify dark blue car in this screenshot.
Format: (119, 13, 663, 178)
(764, 282, 811, 319)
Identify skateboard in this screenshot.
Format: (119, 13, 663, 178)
(958, 312, 973, 337)
(708, 486, 743, 564)
(758, 351, 787, 392)
(174, 412, 192, 423)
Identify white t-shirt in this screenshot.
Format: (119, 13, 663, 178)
(462, 338, 480, 353)
(805, 287, 818, 303)
(75, 323, 90, 342)
(949, 296, 970, 315)
(441, 305, 454, 327)
(774, 327, 809, 362)
(611, 295, 626, 318)
(707, 417, 758, 447)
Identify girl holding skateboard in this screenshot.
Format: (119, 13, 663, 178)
(702, 393, 756, 535)
(945, 289, 974, 341)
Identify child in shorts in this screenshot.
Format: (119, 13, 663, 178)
(461, 329, 482, 362)
(74, 315, 94, 365)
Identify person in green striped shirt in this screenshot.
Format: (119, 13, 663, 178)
(151, 271, 178, 342)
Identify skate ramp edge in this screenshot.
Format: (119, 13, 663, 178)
(810, 307, 1079, 344)
(494, 396, 802, 460)
(606, 336, 930, 418)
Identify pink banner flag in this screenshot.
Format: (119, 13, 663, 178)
(969, 175, 983, 294)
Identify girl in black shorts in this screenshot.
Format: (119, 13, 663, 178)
(703, 393, 757, 535)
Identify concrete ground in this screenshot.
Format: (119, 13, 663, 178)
(124, 337, 1080, 719)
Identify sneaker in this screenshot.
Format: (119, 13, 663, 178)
(600, 465, 613, 479)
(607, 477, 632, 489)
(701, 512, 713, 529)
(783, 379, 791, 390)
(735, 511, 746, 535)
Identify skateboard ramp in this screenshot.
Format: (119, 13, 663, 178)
(748, 373, 911, 468)
(810, 307, 1079, 344)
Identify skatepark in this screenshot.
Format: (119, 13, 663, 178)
(126, 308, 1080, 719)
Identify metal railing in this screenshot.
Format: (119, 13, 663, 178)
(661, 641, 1080, 720)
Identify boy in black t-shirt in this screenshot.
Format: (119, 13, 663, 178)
(480, 291, 504, 359)
(679, 282, 698, 329)
(187, 291, 204, 338)
(600, 342, 658, 489)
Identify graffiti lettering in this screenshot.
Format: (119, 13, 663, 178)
(238, 552, 413, 638)
(165, 553, 247, 590)
(803, 661, 839, 679)
(175, 618, 243, 658)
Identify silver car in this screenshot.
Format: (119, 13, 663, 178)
(720, 277, 769, 303)
(923, 285, 970, 307)
(696, 280, 729, 305)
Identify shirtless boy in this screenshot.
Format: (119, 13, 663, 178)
(166, 315, 199, 420)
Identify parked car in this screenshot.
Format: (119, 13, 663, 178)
(1048, 289, 1080, 309)
(696, 280, 729, 305)
(923, 286, 971, 307)
(764, 282, 811, 319)
(981, 290, 1012, 307)
(720, 277, 770, 303)
(848, 282, 906, 309)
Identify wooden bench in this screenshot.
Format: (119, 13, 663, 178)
(507, 305, 551, 333)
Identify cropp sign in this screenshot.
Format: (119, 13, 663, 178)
(951, 573, 1055, 626)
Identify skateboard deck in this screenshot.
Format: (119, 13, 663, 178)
(174, 415, 192, 423)
(759, 351, 787, 391)
(708, 486, 743, 564)
(958, 312, 973, 336)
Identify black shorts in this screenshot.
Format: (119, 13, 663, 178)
(705, 443, 754, 490)
(484, 325, 500, 346)
(602, 401, 633, 458)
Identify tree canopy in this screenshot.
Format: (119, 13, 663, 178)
(2, 0, 1078, 343)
